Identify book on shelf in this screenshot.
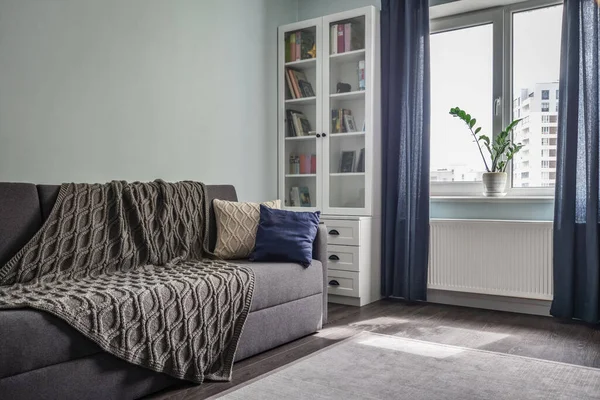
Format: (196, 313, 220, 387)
(331, 109, 354, 133)
(286, 30, 315, 62)
(285, 68, 315, 99)
(337, 24, 344, 54)
(330, 24, 337, 55)
(344, 23, 351, 52)
(356, 148, 365, 172)
(290, 32, 296, 62)
(286, 110, 312, 137)
(330, 22, 365, 54)
(358, 60, 365, 90)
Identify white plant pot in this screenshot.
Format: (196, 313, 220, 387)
(482, 172, 507, 197)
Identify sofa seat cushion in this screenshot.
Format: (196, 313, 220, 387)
(0, 309, 101, 379)
(0, 260, 323, 379)
(232, 260, 323, 312)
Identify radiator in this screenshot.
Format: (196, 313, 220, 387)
(428, 219, 553, 300)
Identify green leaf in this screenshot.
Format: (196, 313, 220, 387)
(475, 127, 482, 134)
(469, 118, 477, 129)
(478, 135, 490, 145)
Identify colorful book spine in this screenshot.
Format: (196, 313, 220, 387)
(330, 25, 337, 54)
(287, 69, 301, 98)
(290, 32, 296, 62)
(358, 60, 365, 90)
(310, 154, 317, 174)
(296, 31, 301, 61)
(337, 24, 345, 53)
(344, 23, 351, 52)
(299, 154, 311, 174)
(285, 69, 296, 99)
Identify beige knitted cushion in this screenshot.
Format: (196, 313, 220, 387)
(213, 199, 281, 259)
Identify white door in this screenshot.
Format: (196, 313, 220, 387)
(278, 18, 323, 211)
(322, 7, 374, 216)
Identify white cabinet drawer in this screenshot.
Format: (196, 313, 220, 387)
(322, 219, 360, 246)
(327, 270, 359, 297)
(327, 245, 359, 272)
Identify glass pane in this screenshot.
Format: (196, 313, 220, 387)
(327, 15, 366, 209)
(430, 24, 493, 182)
(284, 25, 318, 208)
(512, 5, 563, 188)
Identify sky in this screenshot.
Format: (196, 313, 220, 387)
(429, 4, 563, 175)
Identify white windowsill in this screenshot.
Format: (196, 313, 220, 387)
(431, 195, 554, 203)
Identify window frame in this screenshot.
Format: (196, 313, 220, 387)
(430, 0, 562, 197)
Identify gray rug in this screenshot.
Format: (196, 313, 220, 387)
(214, 332, 600, 399)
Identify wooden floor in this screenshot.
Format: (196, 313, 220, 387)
(148, 300, 600, 399)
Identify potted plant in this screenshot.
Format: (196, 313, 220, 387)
(449, 107, 524, 197)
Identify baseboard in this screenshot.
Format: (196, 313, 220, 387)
(427, 289, 552, 316)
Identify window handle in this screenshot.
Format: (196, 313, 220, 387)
(494, 97, 502, 117)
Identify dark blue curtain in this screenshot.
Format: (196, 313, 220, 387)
(551, 0, 600, 323)
(380, 0, 430, 300)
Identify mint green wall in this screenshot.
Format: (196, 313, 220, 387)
(297, 0, 554, 221)
(0, 0, 298, 202)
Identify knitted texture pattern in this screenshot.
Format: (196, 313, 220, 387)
(0, 180, 255, 383)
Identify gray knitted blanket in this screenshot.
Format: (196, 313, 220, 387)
(0, 181, 255, 383)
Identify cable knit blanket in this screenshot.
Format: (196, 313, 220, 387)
(0, 181, 255, 383)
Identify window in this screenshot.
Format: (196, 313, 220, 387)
(430, 1, 562, 195)
(550, 138, 557, 146)
(541, 138, 549, 146)
(556, 89, 559, 99)
(542, 149, 557, 157)
(541, 90, 550, 100)
(430, 24, 492, 183)
(541, 160, 550, 168)
(556, 102, 559, 112)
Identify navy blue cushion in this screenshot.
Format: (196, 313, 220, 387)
(250, 206, 320, 266)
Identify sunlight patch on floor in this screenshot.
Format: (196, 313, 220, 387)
(357, 335, 465, 359)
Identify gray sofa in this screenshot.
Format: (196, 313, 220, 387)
(0, 182, 327, 400)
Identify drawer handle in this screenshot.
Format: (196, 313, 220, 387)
(328, 255, 340, 261)
(328, 229, 340, 236)
(328, 280, 340, 286)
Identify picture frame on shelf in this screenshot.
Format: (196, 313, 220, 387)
(299, 187, 311, 207)
(343, 114, 357, 132)
(339, 151, 356, 173)
(289, 186, 301, 207)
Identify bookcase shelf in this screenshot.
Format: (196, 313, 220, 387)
(285, 96, 317, 105)
(329, 131, 366, 138)
(330, 172, 365, 177)
(330, 91, 365, 100)
(285, 58, 317, 70)
(285, 174, 317, 178)
(330, 49, 365, 64)
(285, 135, 317, 141)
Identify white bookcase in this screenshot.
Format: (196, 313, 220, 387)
(278, 6, 381, 307)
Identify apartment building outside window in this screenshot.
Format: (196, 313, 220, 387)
(541, 102, 550, 112)
(541, 89, 550, 99)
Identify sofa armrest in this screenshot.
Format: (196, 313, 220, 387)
(313, 222, 328, 325)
